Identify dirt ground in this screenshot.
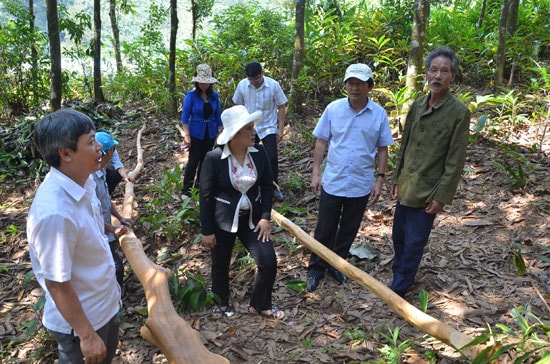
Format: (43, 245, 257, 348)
(1, 104, 549, 363)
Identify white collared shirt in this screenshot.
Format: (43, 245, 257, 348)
(27, 167, 120, 334)
(232, 76, 288, 139)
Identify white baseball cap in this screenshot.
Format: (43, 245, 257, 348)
(344, 63, 373, 82)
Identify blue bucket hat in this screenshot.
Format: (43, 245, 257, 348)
(95, 131, 119, 154)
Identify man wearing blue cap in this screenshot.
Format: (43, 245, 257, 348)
(94, 131, 134, 293)
(306, 63, 394, 292)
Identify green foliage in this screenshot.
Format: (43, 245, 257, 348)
(181, 1, 293, 106)
(466, 307, 550, 363)
(286, 279, 306, 292)
(345, 326, 371, 344)
(0, 0, 49, 115)
(103, 2, 173, 112)
(492, 144, 538, 189)
(140, 165, 200, 242)
(191, 0, 215, 37)
(0, 116, 47, 182)
(379, 326, 414, 363)
(419, 290, 429, 313)
(168, 266, 216, 313)
(512, 248, 527, 276)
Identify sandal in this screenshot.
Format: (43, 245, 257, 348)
(212, 304, 235, 319)
(249, 305, 285, 320)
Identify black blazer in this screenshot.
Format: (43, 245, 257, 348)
(199, 144, 274, 235)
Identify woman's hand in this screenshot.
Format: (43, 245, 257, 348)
(254, 219, 271, 242)
(202, 234, 217, 249)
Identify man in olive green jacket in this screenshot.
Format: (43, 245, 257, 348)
(390, 46, 470, 297)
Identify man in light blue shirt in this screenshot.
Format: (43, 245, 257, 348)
(307, 63, 394, 292)
(232, 61, 288, 201)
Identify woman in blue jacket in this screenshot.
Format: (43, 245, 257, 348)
(181, 64, 223, 195)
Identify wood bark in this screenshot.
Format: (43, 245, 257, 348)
(495, 0, 511, 89)
(118, 125, 229, 364)
(271, 209, 484, 361)
(168, 0, 179, 118)
(289, 0, 306, 115)
(93, 0, 105, 102)
(108, 0, 123, 74)
(400, 0, 429, 131)
(46, 0, 62, 111)
(29, 0, 39, 104)
(476, 0, 487, 29)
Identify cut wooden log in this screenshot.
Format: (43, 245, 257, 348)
(118, 125, 229, 364)
(271, 209, 483, 361)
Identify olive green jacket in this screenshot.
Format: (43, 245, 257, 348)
(393, 90, 470, 208)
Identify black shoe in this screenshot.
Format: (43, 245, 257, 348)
(328, 268, 348, 283)
(306, 272, 324, 292)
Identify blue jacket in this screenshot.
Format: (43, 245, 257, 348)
(181, 89, 223, 140)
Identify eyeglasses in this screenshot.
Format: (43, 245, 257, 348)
(247, 74, 262, 83)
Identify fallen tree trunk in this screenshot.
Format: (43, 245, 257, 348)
(271, 209, 482, 361)
(118, 125, 229, 364)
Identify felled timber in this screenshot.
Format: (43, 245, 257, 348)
(118, 125, 229, 364)
(271, 209, 483, 361)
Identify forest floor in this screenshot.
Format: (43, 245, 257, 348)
(1, 102, 549, 363)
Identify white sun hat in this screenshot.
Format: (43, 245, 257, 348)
(217, 105, 262, 145)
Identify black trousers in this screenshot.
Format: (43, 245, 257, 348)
(105, 168, 122, 195)
(211, 213, 277, 312)
(308, 188, 369, 273)
(109, 239, 124, 293)
(256, 133, 279, 184)
(183, 133, 215, 193)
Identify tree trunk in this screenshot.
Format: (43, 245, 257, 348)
(46, 0, 62, 111)
(29, 0, 39, 104)
(400, 0, 429, 130)
(476, 0, 487, 28)
(289, 0, 306, 116)
(505, 0, 519, 88)
(495, 0, 511, 89)
(191, 0, 197, 40)
(168, 0, 179, 118)
(93, 0, 105, 102)
(108, 0, 123, 73)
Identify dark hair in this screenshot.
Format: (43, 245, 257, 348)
(33, 109, 95, 168)
(424, 46, 459, 74)
(194, 82, 214, 97)
(245, 62, 262, 77)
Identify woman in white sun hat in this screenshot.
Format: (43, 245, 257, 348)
(181, 63, 223, 196)
(199, 105, 284, 320)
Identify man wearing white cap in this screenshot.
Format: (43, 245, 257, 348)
(307, 63, 394, 292)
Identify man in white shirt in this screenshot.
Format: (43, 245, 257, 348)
(307, 64, 394, 292)
(27, 109, 121, 364)
(232, 61, 288, 201)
